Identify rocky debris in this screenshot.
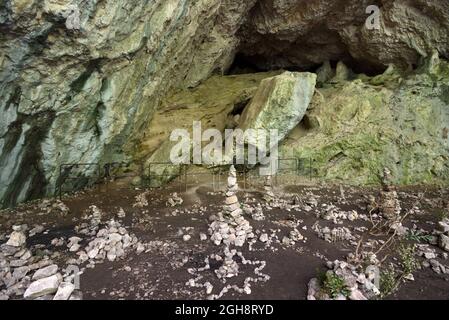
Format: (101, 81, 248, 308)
(67, 237, 82, 252)
(183, 235, 192, 242)
(321, 205, 360, 224)
(38, 200, 70, 216)
(208, 166, 254, 247)
(24, 274, 62, 299)
(53, 282, 75, 300)
(167, 193, 184, 207)
(80, 219, 139, 264)
(313, 224, 355, 243)
(38, 199, 70, 217)
(422, 259, 449, 275)
(186, 248, 270, 300)
(51, 238, 65, 247)
(307, 260, 380, 300)
(379, 168, 401, 220)
(289, 229, 304, 242)
(215, 249, 240, 280)
(117, 208, 126, 218)
(243, 203, 265, 221)
(29, 225, 45, 237)
(133, 192, 149, 208)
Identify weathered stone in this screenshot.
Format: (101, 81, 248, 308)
(6, 232, 26, 247)
(32, 265, 59, 281)
(24, 274, 62, 299)
(13, 266, 30, 281)
(239, 72, 317, 148)
(349, 289, 368, 301)
(53, 282, 75, 300)
(440, 234, 449, 252)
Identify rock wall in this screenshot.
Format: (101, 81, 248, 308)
(0, 0, 256, 207)
(237, 0, 449, 72)
(281, 54, 449, 185)
(0, 0, 448, 207)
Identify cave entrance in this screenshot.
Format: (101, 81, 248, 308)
(227, 12, 387, 77)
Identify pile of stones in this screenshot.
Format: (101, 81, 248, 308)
(418, 244, 449, 274)
(166, 193, 184, 207)
(307, 260, 380, 300)
(243, 203, 265, 221)
(313, 224, 355, 243)
(208, 166, 254, 247)
(321, 205, 361, 224)
(71, 219, 140, 266)
(379, 168, 401, 220)
(37, 199, 70, 216)
(215, 248, 240, 280)
(133, 191, 149, 208)
(0, 226, 80, 300)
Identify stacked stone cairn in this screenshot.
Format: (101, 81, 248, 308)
(262, 175, 275, 203)
(379, 168, 401, 220)
(209, 166, 254, 247)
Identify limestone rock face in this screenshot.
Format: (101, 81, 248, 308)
(281, 55, 449, 185)
(238, 72, 317, 146)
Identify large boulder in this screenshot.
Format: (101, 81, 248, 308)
(238, 71, 317, 147)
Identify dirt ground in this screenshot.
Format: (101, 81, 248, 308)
(1, 175, 449, 300)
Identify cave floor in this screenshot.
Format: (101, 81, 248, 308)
(1, 179, 449, 300)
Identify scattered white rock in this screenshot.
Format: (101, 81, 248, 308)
(53, 282, 75, 300)
(24, 274, 62, 299)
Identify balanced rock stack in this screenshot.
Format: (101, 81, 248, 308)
(209, 166, 254, 247)
(379, 168, 401, 220)
(224, 166, 241, 219)
(262, 176, 275, 203)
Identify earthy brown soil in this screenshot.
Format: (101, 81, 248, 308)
(1, 176, 448, 300)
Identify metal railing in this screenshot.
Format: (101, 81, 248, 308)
(56, 157, 316, 199)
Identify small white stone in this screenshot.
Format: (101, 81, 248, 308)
(259, 234, 269, 243)
(53, 282, 75, 300)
